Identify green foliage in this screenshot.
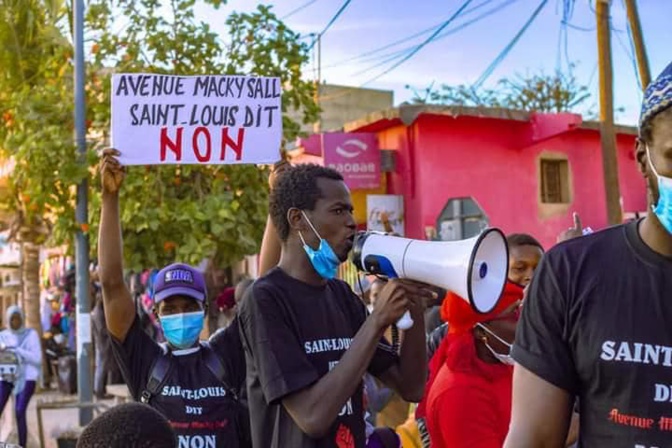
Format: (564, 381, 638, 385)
(0, 0, 84, 245)
(85, 0, 318, 269)
(1, 0, 319, 270)
(410, 67, 594, 115)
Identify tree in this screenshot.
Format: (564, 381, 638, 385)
(85, 0, 319, 271)
(410, 68, 595, 116)
(0, 0, 319, 331)
(0, 0, 85, 332)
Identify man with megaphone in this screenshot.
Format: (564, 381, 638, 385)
(238, 163, 437, 448)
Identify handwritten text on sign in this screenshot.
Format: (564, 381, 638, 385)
(111, 74, 282, 165)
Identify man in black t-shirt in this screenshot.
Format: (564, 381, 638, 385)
(505, 62, 672, 447)
(239, 164, 435, 448)
(98, 149, 248, 447)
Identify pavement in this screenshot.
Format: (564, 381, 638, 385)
(0, 389, 117, 448)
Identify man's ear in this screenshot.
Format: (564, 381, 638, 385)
(286, 207, 307, 233)
(153, 306, 160, 320)
(635, 137, 648, 175)
(473, 324, 486, 341)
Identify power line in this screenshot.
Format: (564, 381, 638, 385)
(351, 0, 517, 78)
(614, 24, 641, 90)
(282, 0, 320, 20)
(360, 0, 476, 87)
(308, 0, 353, 51)
(322, 0, 496, 70)
(472, 0, 548, 90)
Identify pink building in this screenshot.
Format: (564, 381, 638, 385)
(337, 105, 647, 249)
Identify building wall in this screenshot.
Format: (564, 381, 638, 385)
(382, 114, 645, 249)
(287, 84, 394, 134)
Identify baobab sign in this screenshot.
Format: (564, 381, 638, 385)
(111, 74, 282, 165)
(322, 132, 381, 190)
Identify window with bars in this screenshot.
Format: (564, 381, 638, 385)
(540, 159, 570, 204)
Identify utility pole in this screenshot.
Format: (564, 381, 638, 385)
(596, 0, 622, 225)
(73, 0, 93, 425)
(624, 0, 651, 89)
(313, 32, 323, 134)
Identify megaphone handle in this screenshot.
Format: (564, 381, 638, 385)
(396, 311, 414, 330)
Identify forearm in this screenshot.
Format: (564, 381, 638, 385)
(284, 317, 386, 437)
(98, 192, 125, 289)
(396, 310, 427, 401)
(98, 191, 134, 340)
(259, 215, 281, 276)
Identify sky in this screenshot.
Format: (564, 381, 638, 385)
(194, 0, 672, 126)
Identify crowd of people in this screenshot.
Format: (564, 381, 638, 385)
(0, 61, 670, 448)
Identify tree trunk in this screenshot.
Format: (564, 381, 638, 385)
(21, 242, 42, 334)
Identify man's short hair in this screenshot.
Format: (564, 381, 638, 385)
(506, 233, 544, 252)
(76, 402, 176, 448)
(269, 164, 344, 241)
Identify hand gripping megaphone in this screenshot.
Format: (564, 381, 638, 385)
(351, 228, 509, 330)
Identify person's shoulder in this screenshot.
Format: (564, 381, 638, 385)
(25, 328, 40, 339)
(209, 319, 241, 346)
(237, 270, 286, 318)
(247, 268, 287, 293)
(544, 222, 630, 266)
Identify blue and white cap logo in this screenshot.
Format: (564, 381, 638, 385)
(164, 269, 194, 284)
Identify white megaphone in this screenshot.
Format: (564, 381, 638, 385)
(351, 228, 509, 330)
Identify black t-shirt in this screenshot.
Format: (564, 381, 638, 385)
(513, 220, 672, 447)
(238, 268, 399, 448)
(111, 316, 247, 448)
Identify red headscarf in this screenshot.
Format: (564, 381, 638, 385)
(441, 281, 523, 335)
(416, 281, 524, 420)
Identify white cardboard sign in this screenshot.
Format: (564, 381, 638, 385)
(111, 73, 282, 165)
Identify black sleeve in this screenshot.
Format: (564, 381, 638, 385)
(238, 284, 320, 404)
(209, 317, 247, 396)
(511, 251, 579, 395)
(339, 282, 399, 377)
(110, 317, 162, 400)
(427, 323, 448, 360)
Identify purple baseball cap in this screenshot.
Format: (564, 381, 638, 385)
(153, 263, 207, 304)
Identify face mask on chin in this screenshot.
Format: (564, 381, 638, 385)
(476, 323, 515, 366)
(159, 310, 205, 350)
(647, 145, 672, 235)
(298, 211, 341, 280)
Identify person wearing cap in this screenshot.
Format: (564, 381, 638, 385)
(505, 62, 672, 447)
(98, 149, 248, 447)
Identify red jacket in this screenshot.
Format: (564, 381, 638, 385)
(426, 332, 513, 448)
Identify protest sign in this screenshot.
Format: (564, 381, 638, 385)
(111, 74, 282, 165)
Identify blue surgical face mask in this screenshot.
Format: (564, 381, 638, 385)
(299, 211, 341, 279)
(647, 145, 672, 235)
(159, 311, 204, 349)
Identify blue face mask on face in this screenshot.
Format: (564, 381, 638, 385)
(299, 211, 341, 279)
(159, 311, 204, 349)
(647, 145, 672, 235)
